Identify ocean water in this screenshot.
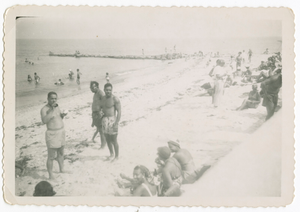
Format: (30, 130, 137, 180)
(16, 37, 281, 109)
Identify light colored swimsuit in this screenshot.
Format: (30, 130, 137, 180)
(102, 116, 118, 135)
(45, 128, 66, 148)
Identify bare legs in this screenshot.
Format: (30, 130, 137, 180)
(47, 146, 65, 179)
(104, 134, 119, 161)
(98, 127, 107, 149)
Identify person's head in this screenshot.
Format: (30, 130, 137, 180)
(133, 165, 151, 184)
(238, 52, 242, 55)
(216, 59, 225, 67)
(104, 83, 113, 97)
(28, 75, 31, 77)
(77, 69, 79, 72)
(157, 146, 171, 161)
(34, 72, 37, 75)
(106, 72, 109, 75)
(167, 140, 181, 152)
(47, 91, 57, 105)
(252, 84, 258, 91)
(90, 81, 99, 93)
(33, 181, 56, 196)
(59, 79, 61, 82)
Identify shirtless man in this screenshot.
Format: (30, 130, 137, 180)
(40, 92, 67, 179)
(90, 81, 106, 148)
(168, 140, 197, 184)
(76, 69, 82, 85)
(157, 146, 182, 196)
(101, 83, 121, 162)
(261, 70, 282, 120)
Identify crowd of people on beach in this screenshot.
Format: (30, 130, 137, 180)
(28, 47, 282, 197)
(199, 49, 282, 120)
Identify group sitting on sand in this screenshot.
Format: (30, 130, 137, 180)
(116, 140, 210, 197)
(198, 50, 282, 121)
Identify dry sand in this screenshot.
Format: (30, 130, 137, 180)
(15, 54, 277, 196)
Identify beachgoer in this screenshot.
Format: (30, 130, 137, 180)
(211, 59, 227, 108)
(167, 140, 197, 184)
(69, 69, 74, 80)
(241, 50, 246, 63)
(76, 69, 82, 85)
(101, 83, 121, 162)
(105, 73, 110, 83)
(28, 75, 32, 82)
(90, 81, 106, 148)
(261, 70, 282, 120)
(248, 49, 253, 62)
(54, 79, 64, 86)
(157, 146, 182, 197)
(241, 66, 252, 83)
(40, 92, 68, 179)
(236, 84, 261, 111)
(34, 72, 40, 84)
(33, 181, 56, 196)
(263, 48, 269, 54)
(117, 165, 156, 196)
(235, 52, 242, 75)
(256, 67, 272, 83)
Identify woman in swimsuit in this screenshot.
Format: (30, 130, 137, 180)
(118, 165, 157, 197)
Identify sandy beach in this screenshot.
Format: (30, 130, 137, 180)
(15, 53, 278, 196)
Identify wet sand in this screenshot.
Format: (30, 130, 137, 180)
(15, 54, 277, 196)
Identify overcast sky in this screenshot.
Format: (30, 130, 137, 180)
(16, 8, 281, 40)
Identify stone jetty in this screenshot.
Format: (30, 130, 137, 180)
(49, 51, 185, 60)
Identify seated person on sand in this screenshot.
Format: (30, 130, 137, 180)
(241, 66, 252, 83)
(168, 140, 197, 184)
(157, 146, 183, 197)
(167, 139, 211, 185)
(236, 84, 261, 111)
(55, 79, 64, 86)
(117, 165, 156, 196)
(33, 181, 56, 196)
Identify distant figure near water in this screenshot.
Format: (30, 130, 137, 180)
(68, 69, 74, 80)
(101, 83, 121, 162)
(34, 73, 40, 84)
(106, 73, 110, 83)
(54, 79, 64, 86)
(248, 49, 253, 62)
(40, 92, 68, 179)
(27, 75, 32, 82)
(76, 69, 82, 85)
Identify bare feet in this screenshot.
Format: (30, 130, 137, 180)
(111, 157, 119, 162)
(104, 155, 114, 161)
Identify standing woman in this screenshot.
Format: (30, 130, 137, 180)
(212, 59, 227, 108)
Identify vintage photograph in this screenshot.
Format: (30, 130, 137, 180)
(3, 6, 294, 206)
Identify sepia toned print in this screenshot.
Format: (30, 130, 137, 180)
(3, 6, 295, 206)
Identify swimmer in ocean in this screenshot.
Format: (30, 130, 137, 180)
(76, 69, 82, 85)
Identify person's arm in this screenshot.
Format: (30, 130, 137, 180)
(162, 167, 173, 189)
(113, 96, 121, 127)
(41, 107, 55, 124)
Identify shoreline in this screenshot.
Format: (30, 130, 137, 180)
(15, 54, 276, 196)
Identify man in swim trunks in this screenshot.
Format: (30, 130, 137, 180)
(40, 92, 67, 179)
(157, 146, 182, 196)
(76, 69, 82, 85)
(101, 83, 121, 162)
(261, 70, 282, 120)
(34, 72, 40, 84)
(90, 81, 106, 148)
(168, 140, 198, 184)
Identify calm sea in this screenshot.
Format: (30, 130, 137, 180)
(16, 38, 281, 109)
